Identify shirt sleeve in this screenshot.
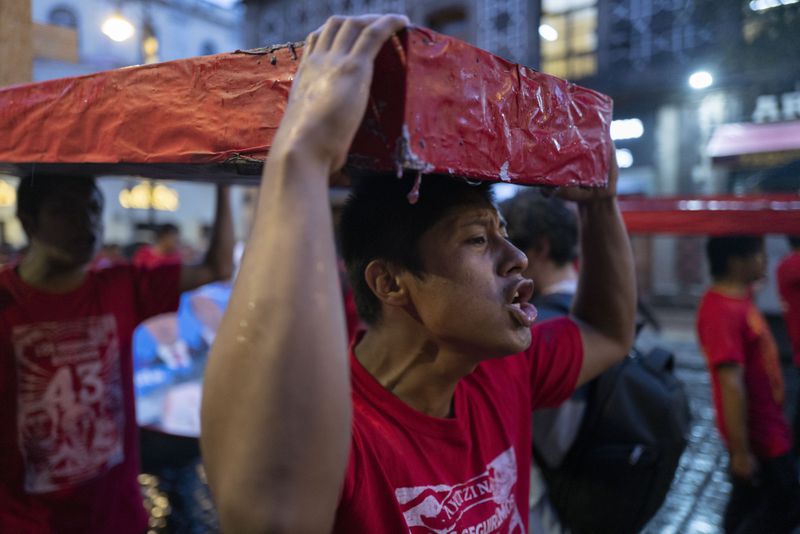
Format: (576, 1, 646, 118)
(525, 317, 584, 410)
(133, 263, 182, 322)
(698, 300, 746, 368)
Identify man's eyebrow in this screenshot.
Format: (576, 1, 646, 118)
(458, 214, 504, 229)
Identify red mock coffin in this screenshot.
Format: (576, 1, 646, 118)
(0, 27, 612, 187)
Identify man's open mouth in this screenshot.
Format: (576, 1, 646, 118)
(507, 280, 537, 327)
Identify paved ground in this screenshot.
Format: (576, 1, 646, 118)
(640, 307, 799, 534)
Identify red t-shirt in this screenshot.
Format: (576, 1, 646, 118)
(333, 317, 583, 533)
(777, 251, 800, 367)
(697, 289, 791, 459)
(0, 263, 181, 533)
(132, 246, 181, 269)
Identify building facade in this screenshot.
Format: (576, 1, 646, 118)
(242, 0, 799, 313)
(0, 0, 249, 252)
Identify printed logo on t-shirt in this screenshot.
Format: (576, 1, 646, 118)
(12, 315, 124, 494)
(394, 446, 524, 534)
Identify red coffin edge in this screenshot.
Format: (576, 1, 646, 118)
(620, 195, 800, 235)
(0, 28, 612, 188)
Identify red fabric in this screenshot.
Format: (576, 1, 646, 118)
(343, 288, 362, 342)
(697, 290, 791, 459)
(777, 251, 800, 367)
(132, 246, 182, 269)
(619, 195, 800, 235)
(333, 317, 583, 533)
(0, 263, 180, 533)
(0, 29, 611, 188)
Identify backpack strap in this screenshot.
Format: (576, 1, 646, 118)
(533, 292, 573, 322)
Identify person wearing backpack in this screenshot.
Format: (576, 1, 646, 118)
(503, 190, 690, 534)
(502, 190, 582, 534)
(698, 236, 800, 534)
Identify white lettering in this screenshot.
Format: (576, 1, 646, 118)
(44, 366, 76, 409)
(76, 361, 104, 404)
(752, 95, 781, 123)
(781, 91, 800, 121)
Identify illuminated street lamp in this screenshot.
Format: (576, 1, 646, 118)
(119, 181, 179, 211)
(688, 71, 713, 90)
(616, 148, 634, 169)
(539, 24, 559, 42)
(0, 179, 16, 207)
(610, 118, 644, 141)
(102, 12, 135, 42)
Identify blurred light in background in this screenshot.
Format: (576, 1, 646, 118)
(102, 13, 135, 42)
(616, 148, 634, 169)
(0, 180, 16, 207)
(749, 0, 799, 11)
(119, 181, 179, 211)
(538, 24, 559, 42)
(688, 71, 713, 90)
(610, 118, 644, 140)
(493, 183, 522, 202)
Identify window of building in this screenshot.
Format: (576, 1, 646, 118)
(540, 1, 597, 80)
(47, 5, 78, 29)
(142, 23, 160, 64)
(426, 6, 470, 42)
(201, 40, 217, 56)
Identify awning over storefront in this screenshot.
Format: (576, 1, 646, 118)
(0, 28, 612, 188)
(707, 120, 800, 166)
(620, 195, 800, 235)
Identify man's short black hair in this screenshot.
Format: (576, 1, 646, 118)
(500, 189, 577, 266)
(340, 172, 494, 326)
(788, 235, 800, 249)
(16, 173, 97, 221)
(706, 236, 763, 279)
(155, 223, 179, 239)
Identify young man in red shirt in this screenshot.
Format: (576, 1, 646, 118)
(697, 236, 800, 534)
(0, 175, 233, 533)
(132, 223, 182, 269)
(201, 14, 636, 533)
(777, 235, 800, 456)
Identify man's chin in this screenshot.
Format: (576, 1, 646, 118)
(490, 329, 532, 358)
(53, 251, 94, 269)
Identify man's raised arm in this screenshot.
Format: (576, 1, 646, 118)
(179, 185, 234, 293)
(200, 15, 408, 533)
(561, 148, 637, 386)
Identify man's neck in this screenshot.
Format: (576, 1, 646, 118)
(18, 252, 88, 293)
(354, 317, 479, 419)
(711, 278, 749, 298)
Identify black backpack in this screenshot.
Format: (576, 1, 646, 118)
(533, 293, 691, 534)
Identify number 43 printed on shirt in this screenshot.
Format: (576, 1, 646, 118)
(45, 361, 105, 407)
(13, 315, 126, 494)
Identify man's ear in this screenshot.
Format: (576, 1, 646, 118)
(527, 237, 551, 262)
(364, 259, 408, 309)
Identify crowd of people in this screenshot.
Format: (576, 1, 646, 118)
(0, 13, 799, 534)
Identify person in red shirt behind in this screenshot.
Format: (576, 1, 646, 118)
(777, 235, 800, 457)
(697, 236, 800, 534)
(132, 223, 182, 269)
(0, 174, 233, 533)
(200, 14, 636, 533)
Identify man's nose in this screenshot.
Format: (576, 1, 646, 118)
(500, 239, 528, 275)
